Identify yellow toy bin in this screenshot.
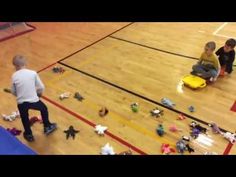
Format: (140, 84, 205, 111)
(182, 74, 207, 89)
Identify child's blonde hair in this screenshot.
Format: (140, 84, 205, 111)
(205, 41, 216, 51)
(12, 55, 27, 67)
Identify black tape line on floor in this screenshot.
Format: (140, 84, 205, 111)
(57, 22, 135, 63)
(109, 36, 236, 67)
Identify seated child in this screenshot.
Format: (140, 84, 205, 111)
(216, 38, 236, 76)
(191, 41, 220, 82)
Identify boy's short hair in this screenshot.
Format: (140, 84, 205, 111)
(225, 38, 236, 48)
(205, 41, 216, 51)
(12, 55, 27, 67)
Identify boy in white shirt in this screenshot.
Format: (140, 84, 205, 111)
(10, 55, 57, 142)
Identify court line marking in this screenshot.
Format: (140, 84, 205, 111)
(213, 22, 228, 35)
(34, 22, 234, 154)
(57, 23, 135, 63)
(58, 61, 230, 133)
(214, 33, 236, 39)
(37, 22, 135, 73)
(212, 22, 236, 39)
(41, 95, 147, 155)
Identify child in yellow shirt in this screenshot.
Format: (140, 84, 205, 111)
(191, 41, 221, 82)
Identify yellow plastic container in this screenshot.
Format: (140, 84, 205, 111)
(182, 74, 207, 89)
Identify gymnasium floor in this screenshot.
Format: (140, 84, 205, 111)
(0, 22, 236, 155)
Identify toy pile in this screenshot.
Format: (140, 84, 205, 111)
(2, 111, 20, 121)
(52, 66, 65, 73)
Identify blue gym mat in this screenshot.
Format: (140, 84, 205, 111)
(0, 126, 37, 155)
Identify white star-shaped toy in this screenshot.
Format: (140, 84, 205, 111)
(95, 125, 108, 136)
(59, 92, 71, 100)
(2, 111, 20, 121)
(101, 143, 115, 155)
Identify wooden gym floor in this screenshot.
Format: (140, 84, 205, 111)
(0, 22, 236, 155)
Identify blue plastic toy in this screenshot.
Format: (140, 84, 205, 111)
(190, 128, 200, 139)
(161, 98, 175, 108)
(188, 106, 195, 112)
(176, 140, 187, 154)
(156, 124, 164, 136)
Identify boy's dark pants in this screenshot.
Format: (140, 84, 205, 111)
(18, 100, 51, 135)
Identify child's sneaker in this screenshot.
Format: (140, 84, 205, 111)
(44, 123, 57, 135)
(23, 132, 35, 142)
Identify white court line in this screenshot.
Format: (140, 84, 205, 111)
(214, 33, 236, 39)
(213, 22, 228, 35)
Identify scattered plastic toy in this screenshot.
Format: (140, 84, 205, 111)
(130, 103, 139, 112)
(190, 121, 207, 134)
(161, 144, 176, 155)
(59, 92, 71, 100)
(190, 128, 201, 139)
(95, 125, 108, 136)
(3, 88, 11, 93)
(2, 111, 20, 121)
(6, 128, 22, 136)
(169, 125, 182, 132)
(64, 126, 80, 140)
(177, 113, 186, 120)
(156, 124, 164, 137)
(208, 122, 221, 134)
(99, 107, 109, 117)
(29, 116, 43, 126)
(74, 92, 84, 101)
(222, 132, 236, 144)
(161, 98, 175, 108)
(176, 140, 187, 154)
(186, 144, 195, 153)
(188, 106, 195, 112)
(182, 135, 191, 142)
(150, 107, 164, 118)
(52, 66, 65, 73)
(101, 143, 116, 155)
(118, 149, 132, 155)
